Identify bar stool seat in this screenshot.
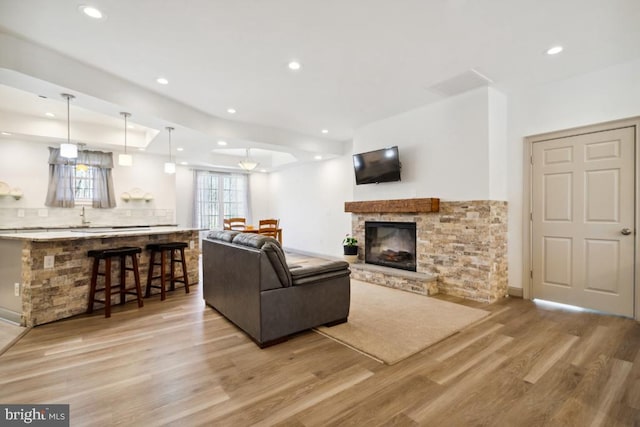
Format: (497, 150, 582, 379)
(87, 246, 144, 318)
(145, 242, 190, 300)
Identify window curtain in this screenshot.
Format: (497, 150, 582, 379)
(45, 147, 117, 208)
(45, 148, 75, 208)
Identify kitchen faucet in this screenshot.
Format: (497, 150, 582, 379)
(81, 206, 90, 225)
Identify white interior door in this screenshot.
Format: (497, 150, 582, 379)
(532, 126, 635, 317)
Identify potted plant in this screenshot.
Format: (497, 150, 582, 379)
(343, 234, 358, 256)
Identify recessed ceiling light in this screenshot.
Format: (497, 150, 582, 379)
(79, 5, 104, 19)
(546, 46, 563, 55)
(217, 140, 227, 146)
(137, 147, 145, 151)
(314, 155, 323, 160)
(321, 129, 328, 134)
(45, 112, 55, 118)
(127, 124, 134, 129)
(260, 169, 267, 173)
(227, 108, 236, 114)
(288, 61, 302, 71)
(156, 77, 169, 85)
(176, 147, 184, 152)
(180, 161, 188, 165)
(1, 132, 11, 136)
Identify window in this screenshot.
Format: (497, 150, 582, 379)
(194, 170, 249, 229)
(74, 165, 96, 204)
(45, 147, 116, 208)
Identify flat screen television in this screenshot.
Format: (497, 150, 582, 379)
(353, 146, 401, 185)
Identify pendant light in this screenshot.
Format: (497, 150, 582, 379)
(164, 126, 176, 174)
(60, 93, 78, 158)
(118, 112, 133, 166)
(238, 148, 259, 171)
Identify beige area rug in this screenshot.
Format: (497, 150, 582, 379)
(315, 280, 490, 365)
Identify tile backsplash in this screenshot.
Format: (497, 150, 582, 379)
(0, 206, 175, 229)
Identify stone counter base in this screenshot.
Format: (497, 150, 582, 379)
(21, 231, 200, 326)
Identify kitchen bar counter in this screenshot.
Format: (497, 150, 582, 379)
(0, 227, 201, 326)
(0, 226, 193, 241)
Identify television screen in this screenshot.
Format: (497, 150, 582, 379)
(353, 146, 401, 185)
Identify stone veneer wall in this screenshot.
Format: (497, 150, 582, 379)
(21, 230, 200, 326)
(351, 200, 508, 303)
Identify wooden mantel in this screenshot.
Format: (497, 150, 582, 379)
(344, 198, 440, 214)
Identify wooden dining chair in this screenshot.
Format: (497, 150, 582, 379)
(258, 218, 279, 240)
(228, 217, 246, 231)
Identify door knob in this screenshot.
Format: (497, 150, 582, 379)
(621, 228, 633, 235)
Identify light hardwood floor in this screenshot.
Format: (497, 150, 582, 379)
(1, 283, 639, 426)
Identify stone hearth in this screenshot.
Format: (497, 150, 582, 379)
(346, 199, 508, 303)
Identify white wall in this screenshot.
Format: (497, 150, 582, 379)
(112, 151, 176, 212)
(249, 172, 272, 224)
(488, 88, 508, 200)
(506, 58, 640, 290)
(174, 165, 193, 227)
(267, 156, 354, 257)
(352, 87, 493, 201)
(0, 138, 49, 209)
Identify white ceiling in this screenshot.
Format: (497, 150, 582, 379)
(0, 0, 639, 170)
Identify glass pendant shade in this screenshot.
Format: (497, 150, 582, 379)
(238, 160, 258, 171)
(164, 162, 176, 174)
(60, 143, 78, 159)
(238, 148, 259, 171)
(119, 153, 133, 166)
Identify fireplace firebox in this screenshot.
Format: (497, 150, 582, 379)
(365, 221, 417, 272)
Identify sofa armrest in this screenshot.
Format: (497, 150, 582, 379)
(290, 260, 350, 286)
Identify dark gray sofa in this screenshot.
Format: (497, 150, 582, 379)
(202, 230, 351, 347)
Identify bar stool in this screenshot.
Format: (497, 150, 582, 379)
(145, 242, 190, 300)
(87, 246, 144, 318)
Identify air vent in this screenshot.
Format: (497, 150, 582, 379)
(427, 69, 493, 97)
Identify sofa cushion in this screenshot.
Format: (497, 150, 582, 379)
(207, 230, 241, 242)
(290, 261, 350, 281)
(262, 242, 292, 287)
(232, 232, 280, 249)
(229, 233, 292, 287)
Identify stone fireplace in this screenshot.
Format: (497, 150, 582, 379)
(345, 198, 508, 303)
(365, 221, 417, 272)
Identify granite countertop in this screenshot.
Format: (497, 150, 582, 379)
(0, 226, 202, 241)
(0, 224, 178, 231)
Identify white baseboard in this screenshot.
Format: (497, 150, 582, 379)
(508, 286, 523, 298)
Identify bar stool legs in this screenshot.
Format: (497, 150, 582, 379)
(146, 242, 190, 300)
(87, 247, 144, 318)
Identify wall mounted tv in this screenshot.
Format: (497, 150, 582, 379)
(353, 146, 401, 185)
